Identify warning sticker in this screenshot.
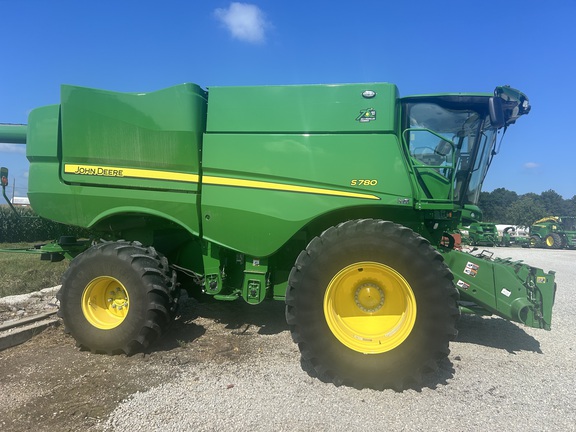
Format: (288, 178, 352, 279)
(501, 288, 512, 297)
(463, 262, 480, 277)
(456, 280, 470, 290)
(536, 276, 547, 284)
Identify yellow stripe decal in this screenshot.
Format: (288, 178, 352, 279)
(64, 164, 379, 200)
(64, 164, 199, 183)
(203, 176, 380, 200)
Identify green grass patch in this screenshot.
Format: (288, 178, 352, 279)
(0, 243, 68, 297)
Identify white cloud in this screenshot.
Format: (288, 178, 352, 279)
(215, 3, 270, 44)
(524, 162, 539, 169)
(0, 143, 26, 154)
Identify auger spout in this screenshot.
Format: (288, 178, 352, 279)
(0, 123, 27, 144)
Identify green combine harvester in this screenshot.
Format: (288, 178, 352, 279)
(0, 82, 555, 390)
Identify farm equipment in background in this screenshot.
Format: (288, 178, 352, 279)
(499, 226, 515, 247)
(0, 82, 555, 391)
(498, 226, 532, 247)
(465, 222, 498, 246)
(0, 166, 18, 216)
(529, 216, 576, 249)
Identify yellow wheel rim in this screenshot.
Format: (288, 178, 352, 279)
(324, 261, 416, 354)
(81, 276, 129, 330)
(546, 237, 554, 247)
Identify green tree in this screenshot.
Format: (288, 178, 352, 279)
(478, 188, 518, 222)
(539, 189, 565, 215)
(565, 195, 576, 216)
(0, 205, 91, 242)
(505, 196, 547, 227)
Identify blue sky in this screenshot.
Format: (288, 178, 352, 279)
(1, 0, 574, 199)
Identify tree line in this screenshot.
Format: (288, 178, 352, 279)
(0, 205, 89, 243)
(478, 189, 576, 227)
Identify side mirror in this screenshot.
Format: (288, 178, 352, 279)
(489, 97, 505, 128)
(0, 167, 8, 187)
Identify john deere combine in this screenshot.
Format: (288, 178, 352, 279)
(0, 82, 555, 390)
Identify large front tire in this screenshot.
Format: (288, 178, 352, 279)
(286, 219, 459, 391)
(57, 241, 179, 354)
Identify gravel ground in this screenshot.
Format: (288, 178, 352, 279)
(101, 248, 576, 432)
(0, 286, 60, 325)
(1, 248, 573, 431)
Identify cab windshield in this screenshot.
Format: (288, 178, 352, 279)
(402, 99, 497, 205)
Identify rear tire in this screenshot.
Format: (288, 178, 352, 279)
(286, 219, 459, 391)
(57, 241, 179, 354)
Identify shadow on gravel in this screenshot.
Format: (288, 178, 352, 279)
(182, 297, 289, 335)
(127, 295, 290, 355)
(455, 314, 542, 354)
(134, 293, 460, 392)
(299, 356, 456, 393)
(419, 357, 456, 391)
(151, 320, 207, 353)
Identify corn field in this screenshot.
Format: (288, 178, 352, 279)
(0, 205, 89, 243)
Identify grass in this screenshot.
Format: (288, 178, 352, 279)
(0, 243, 69, 297)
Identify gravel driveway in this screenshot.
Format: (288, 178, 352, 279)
(1, 248, 574, 431)
(104, 248, 576, 431)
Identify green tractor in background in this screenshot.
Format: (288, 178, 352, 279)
(529, 216, 576, 249)
(465, 222, 498, 247)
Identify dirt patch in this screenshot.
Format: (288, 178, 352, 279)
(0, 295, 288, 432)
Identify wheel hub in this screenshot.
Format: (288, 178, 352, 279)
(108, 286, 129, 310)
(81, 276, 130, 330)
(354, 283, 385, 313)
(323, 261, 417, 354)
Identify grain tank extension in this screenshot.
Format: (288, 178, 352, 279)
(1, 82, 555, 391)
